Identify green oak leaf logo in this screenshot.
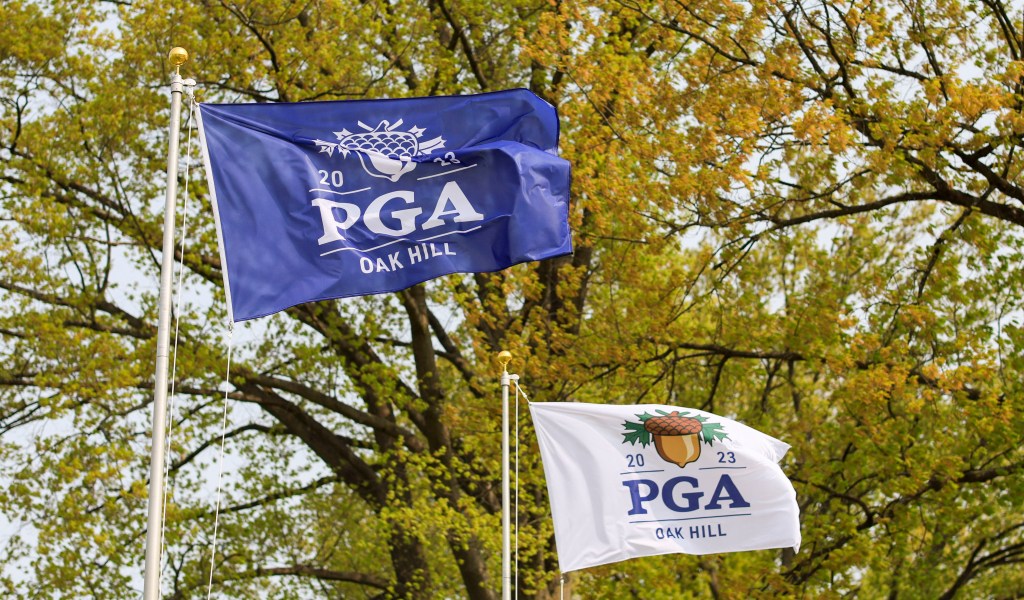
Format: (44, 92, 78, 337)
(622, 409, 729, 468)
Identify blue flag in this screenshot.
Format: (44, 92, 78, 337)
(197, 89, 572, 322)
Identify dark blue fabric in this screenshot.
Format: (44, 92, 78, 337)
(198, 89, 572, 322)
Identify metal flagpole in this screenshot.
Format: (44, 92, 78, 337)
(497, 350, 513, 600)
(143, 46, 189, 600)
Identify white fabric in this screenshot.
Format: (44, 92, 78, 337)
(529, 402, 801, 572)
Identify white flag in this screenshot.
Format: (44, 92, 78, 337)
(529, 402, 801, 572)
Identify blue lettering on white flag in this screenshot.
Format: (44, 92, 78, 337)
(197, 89, 572, 322)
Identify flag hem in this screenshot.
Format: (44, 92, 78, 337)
(195, 105, 236, 324)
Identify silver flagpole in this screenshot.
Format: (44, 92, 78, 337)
(143, 46, 188, 600)
(498, 350, 512, 600)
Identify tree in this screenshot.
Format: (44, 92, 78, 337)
(1, 0, 1022, 598)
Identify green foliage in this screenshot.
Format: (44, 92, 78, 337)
(1, 0, 1024, 599)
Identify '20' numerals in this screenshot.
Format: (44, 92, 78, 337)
(318, 170, 344, 188)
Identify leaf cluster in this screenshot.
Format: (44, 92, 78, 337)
(1, 0, 1024, 599)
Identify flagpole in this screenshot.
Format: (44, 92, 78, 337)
(497, 350, 512, 600)
(143, 46, 188, 600)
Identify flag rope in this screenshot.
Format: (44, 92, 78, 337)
(520, 392, 570, 599)
(206, 324, 235, 598)
(159, 81, 198, 570)
(513, 379, 526, 600)
(514, 381, 580, 599)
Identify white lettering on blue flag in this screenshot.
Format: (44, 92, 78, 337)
(197, 89, 572, 322)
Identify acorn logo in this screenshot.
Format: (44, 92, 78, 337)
(622, 409, 729, 469)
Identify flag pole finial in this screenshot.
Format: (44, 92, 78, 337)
(168, 47, 189, 74)
(497, 350, 512, 372)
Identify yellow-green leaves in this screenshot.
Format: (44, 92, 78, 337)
(2, 0, 1024, 598)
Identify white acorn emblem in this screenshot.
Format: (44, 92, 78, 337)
(314, 119, 445, 182)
